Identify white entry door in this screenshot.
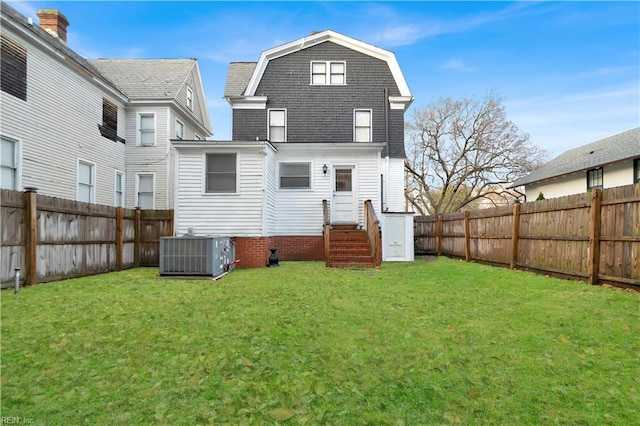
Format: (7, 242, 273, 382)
(332, 166, 357, 223)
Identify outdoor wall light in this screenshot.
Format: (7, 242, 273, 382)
(323, 164, 328, 174)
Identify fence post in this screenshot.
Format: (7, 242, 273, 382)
(588, 189, 602, 285)
(464, 211, 471, 262)
(436, 214, 443, 256)
(134, 207, 141, 267)
(168, 209, 175, 236)
(115, 207, 124, 271)
(24, 187, 38, 286)
(510, 203, 521, 269)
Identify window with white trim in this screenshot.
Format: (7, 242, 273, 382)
(77, 160, 95, 203)
(176, 119, 184, 140)
(587, 168, 603, 191)
(115, 171, 124, 207)
(1, 136, 18, 190)
(136, 174, 154, 209)
(186, 87, 194, 111)
(354, 109, 372, 142)
(311, 61, 345, 85)
(138, 113, 156, 146)
(268, 109, 286, 142)
(206, 153, 236, 193)
(280, 162, 311, 189)
(634, 158, 640, 184)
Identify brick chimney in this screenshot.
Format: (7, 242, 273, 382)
(36, 9, 69, 43)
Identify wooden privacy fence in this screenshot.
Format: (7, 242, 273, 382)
(1, 188, 174, 287)
(414, 184, 640, 289)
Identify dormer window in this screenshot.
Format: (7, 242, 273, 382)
(311, 61, 345, 85)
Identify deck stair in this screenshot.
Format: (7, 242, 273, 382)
(327, 224, 375, 268)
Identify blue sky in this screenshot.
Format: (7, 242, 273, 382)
(10, 1, 639, 157)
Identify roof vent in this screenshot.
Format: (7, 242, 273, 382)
(36, 9, 69, 43)
(588, 150, 595, 154)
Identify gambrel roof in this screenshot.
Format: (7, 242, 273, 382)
(511, 127, 640, 187)
(225, 30, 413, 108)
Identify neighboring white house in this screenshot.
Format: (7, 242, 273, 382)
(511, 128, 640, 200)
(89, 59, 212, 209)
(174, 30, 415, 267)
(0, 3, 212, 208)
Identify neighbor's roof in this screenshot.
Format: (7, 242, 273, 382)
(224, 62, 257, 97)
(89, 58, 197, 100)
(0, 2, 127, 100)
(511, 127, 640, 187)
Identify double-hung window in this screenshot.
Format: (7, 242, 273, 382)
(137, 174, 154, 209)
(311, 61, 345, 85)
(280, 162, 310, 189)
(587, 168, 603, 191)
(268, 109, 286, 142)
(186, 87, 194, 111)
(354, 109, 372, 142)
(77, 160, 95, 203)
(176, 120, 184, 140)
(206, 153, 237, 193)
(1, 136, 18, 190)
(138, 113, 155, 146)
(115, 171, 124, 207)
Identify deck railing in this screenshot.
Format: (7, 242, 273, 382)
(322, 200, 330, 266)
(364, 200, 382, 267)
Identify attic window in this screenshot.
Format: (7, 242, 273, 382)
(1, 34, 27, 101)
(187, 87, 194, 111)
(99, 98, 125, 143)
(311, 61, 345, 85)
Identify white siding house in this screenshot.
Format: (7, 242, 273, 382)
(1, 5, 127, 204)
(174, 30, 414, 267)
(511, 128, 640, 199)
(0, 3, 212, 209)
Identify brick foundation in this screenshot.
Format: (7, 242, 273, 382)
(231, 236, 325, 269)
(272, 236, 324, 261)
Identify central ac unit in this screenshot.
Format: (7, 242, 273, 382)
(159, 236, 235, 277)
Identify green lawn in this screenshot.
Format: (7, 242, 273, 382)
(1, 258, 638, 425)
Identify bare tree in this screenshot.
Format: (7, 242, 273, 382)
(405, 93, 547, 215)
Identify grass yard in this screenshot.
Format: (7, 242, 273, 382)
(1, 258, 638, 425)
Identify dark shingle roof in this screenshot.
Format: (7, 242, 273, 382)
(512, 128, 640, 187)
(224, 62, 257, 97)
(88, 59, 196, 99)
